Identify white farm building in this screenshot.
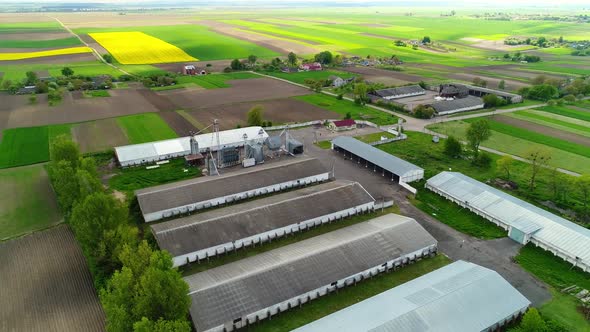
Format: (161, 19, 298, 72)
(136, 157, 330, 222)
(151, 180, 375, 267)
(293, 260, 531, 332)
(427, 172, 590, 272)
(184, 214, 438, 332)
(114, 126, 268, 167)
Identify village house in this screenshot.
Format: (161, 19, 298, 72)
(300, 62, 322, 71)
(183, 65, 206, 76)
(328, 119, 357, 131)
(329, 76, 355, 88)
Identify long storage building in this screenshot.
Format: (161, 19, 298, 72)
(293, 260, 530, 332)
(426, 172, 590, 272)
(184, 214, 438, 332)
(114, 126, 268, 167)
(136, 157, 330, 222)
(331, 136, 424, 185)
(151, 180, 376, 267)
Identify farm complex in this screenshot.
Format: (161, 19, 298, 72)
(1, 2, 590, 332)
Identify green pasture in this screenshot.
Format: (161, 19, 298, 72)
(354, 131, 396, 143)
(0, 61, 124, 86)
(538, 105, 590, 122)
(74, 25, 279, 61)
(0, 37, 81, 49)
(176, 72, 258, 89)
(264, 70, 355, 85)
(0, 21, 63, 33)
(294, 94, 398, 125)
(116, 113, 177, 144)
(0, 165, 62, 240)
(109, 158, 200, 193)
(507, 110, 590, 138)
(427, 120, 590, 174)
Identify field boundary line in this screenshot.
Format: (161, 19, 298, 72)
(50, 16, 132, 77)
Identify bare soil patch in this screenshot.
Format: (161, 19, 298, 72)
(1, 88, 161, 130)
(72, 118, 129, 153)
(495, 115, 590, 147)
(0, 31, 73, 41)
(160, 77, 310, 111)
(458, 38, 526, 51)
(447, 72, 529, 91)
(55, 13, 197, 28)
(137, 88, 177, 112)
(198, 21, 317, 54)
(340, 66, 423, 85)
(0, 52, 95, 65)
(187, 97, 337, 130)
(0, 225, 106, 332)
(159, 111, 198, 136)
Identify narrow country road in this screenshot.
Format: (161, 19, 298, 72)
(50, 16, 133, 77)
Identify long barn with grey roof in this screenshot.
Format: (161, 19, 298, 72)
(151, 180, 375, 267)
(293, 260, 530, 332)
(136, 157, 330, 222)
(427, 172, 590, 272)
(373, 85, 425, 100)
(331, 136, 423, 185)
(184, 214, 437, 332)
(429, 95, 484, 115)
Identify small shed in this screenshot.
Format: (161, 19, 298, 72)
(329, 119, 357, 132)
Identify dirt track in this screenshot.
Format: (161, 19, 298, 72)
(187, 97, 338, 130)
(0, 225, 106, 332)
(159, 111, 198, 135)
(495, 115, 590, 147)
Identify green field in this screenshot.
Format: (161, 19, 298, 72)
(0, 37, 81, 49)
(538, 105, 590, 122)
(0, 21, 63, 33)
(516, 245, 590, 331)
(354, 131, 396, 143)
(166, 72, 259, 89)
(508, 110, 590, 138)
(109, 158, 200, 193)
(0, 61, 124, 85)
(294, 94, 398, 125)
(0, 165, 62, 240)
(74, 25, 279, 61)
(264, 70, 355, 85)
(0, 127, 49, 168)
(251, 255, 450, 332)
(116, 113, 178, 144)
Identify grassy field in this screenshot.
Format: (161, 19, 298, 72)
(0, 21, 63, 33)
(539, 105, 590, 122)
(508, 110, 590, 138)
(109, 158, 200, 193)
(0, 165, 62, 240)
(515, 245, 590, 331)
(0, 37, 81, 48)
(250, 255, 451, 332)
(264, 70, 355, 85)
(0, 46, 92, 61)
(412, 188, 506, 239)
(181, 205, 401, 275)
(0, 126, 49, 168)
(428, 119, 590, 174)
(75, 25, 279, 61)
(116, 113, 178, 144)
(84, 90, 110, 98)
(0, 61, 124, 85)
(172, 72, 259, 89)
(294, 94, 398, 125)
(354, 131, 396, 143)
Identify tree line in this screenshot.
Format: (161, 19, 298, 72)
(47, 136, 191, 332)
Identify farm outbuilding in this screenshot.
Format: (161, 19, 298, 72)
(462, 83, 523, 103)
(372, 85, 426, 100)
(331, 136, 424, 184)
(136, 157, 330, 222)
(293, 260, 531, 332)
(151, 180, 375, 267)
(184, 214, 438, 332)
(114, 126, 268, 167)
(429, 95, 485, 115)
(426, 172, 590, 272)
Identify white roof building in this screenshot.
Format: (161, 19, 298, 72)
(426, 172, 590, 272)
(293, 260, 530, 332)
(114, 126, 268, 167)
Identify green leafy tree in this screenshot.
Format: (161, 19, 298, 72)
(28, 93, 37, 104)
(48, 160, 79, 213)
(61, 67, 74, 77)
(25, 71, 37, 85)
(51, 134, 81, 167)
(133, 318, 191, 332)
(525, 148, 552, 191)
(576, 174, 590, 217)
(520, 308, 547, 332)
(498, 79, 506, 90)
(2, 79, 13, 90)
(482, 94, 506, 108)
(247, 105, 264, 126)
(287, 52, 297, 66)
(527, 84, 558, 101)
(247, 54, 257, 65)
(496, 155, 514, 180)
(103, 54, 114, 63)
(466, 119, 491, 158)
(353, 83, 368, 105)
(413, 105, 435, 119)
(444, 136, 462, 158)
(472, 77, 487, 88)
(314, 51, 333, 65)
(35, 81, 48, 94)
(230, 59, 243, 70)
(422, 36, 431, 43)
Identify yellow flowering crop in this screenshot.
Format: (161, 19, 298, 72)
(89, 31, 197, 64)
(0, 47, 92, 61)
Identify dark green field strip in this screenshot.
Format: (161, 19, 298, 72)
(466, 118, 590, 158)
(175, 72, 259, 89)
(0, 37, 81, 49)
(0, 127, 49, 168)
(538, 105, 590, 122)
(514, 111, 590, 135)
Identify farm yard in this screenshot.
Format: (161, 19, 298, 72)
(427, 102, 590, 174)
(0, 225, 106, 331)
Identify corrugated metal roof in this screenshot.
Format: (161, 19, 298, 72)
(375, 85, 425, 98)
(463, 83, 521, 99)
(151, 180, 375, 257)
(184, 214, 437, 332)
(114, 126, 268, 164)
(427, 172, 590, 268)
(293, 260, 530, 332)
(430, 96, 484, 113)
(136, 157, 328, 215)
(332, 136, 423, 178)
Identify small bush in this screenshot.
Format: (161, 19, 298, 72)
(473, 152, 492, 168)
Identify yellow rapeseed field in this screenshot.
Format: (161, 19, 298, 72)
(89, 31, 197, 64)
(0, 46, 92, 61)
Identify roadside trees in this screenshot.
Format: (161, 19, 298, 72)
(525, 148, 552, 191)
(496, 155, 514, 180)
(465, 119, 491, 159)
